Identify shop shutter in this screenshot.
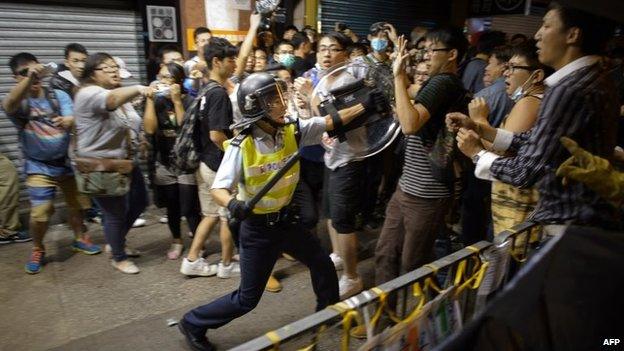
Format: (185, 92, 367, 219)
(489, 7, 547, 38)
(0, 2, 146, 208)
(319, 0, 451, 38)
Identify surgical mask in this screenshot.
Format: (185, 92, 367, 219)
(510, 71, 538, 102)
(371, 38, 388, 52)
(278, 53, 296, 68)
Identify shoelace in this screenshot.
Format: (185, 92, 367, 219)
(79, 235, 94, 245)
(30, 250, 44, 263)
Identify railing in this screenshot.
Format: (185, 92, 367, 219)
(230, 221, 542, 351)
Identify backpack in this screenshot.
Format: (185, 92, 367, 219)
(169, 81, 220, 174)
(421, 75, 472, 186)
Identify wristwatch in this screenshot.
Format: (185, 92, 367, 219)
(472, 150, 487, 164)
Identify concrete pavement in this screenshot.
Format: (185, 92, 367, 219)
(0, 208, 379, 351)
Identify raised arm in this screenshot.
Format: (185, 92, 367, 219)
(233, 12, 262, 79)
(105, 85, 148, 111)
(2, 64, 45, 114)
(393, 36, 430, 135)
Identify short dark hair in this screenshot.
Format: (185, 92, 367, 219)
(162, 62, 186, 85)
(275, 41, 295, 51)
(347, 42, 369, 56)
(158, 44, 182, 61)
(491, 45, 513, 63)
(284, 25, 299, 33)
(290, 32, 310, 50)
(8, 52, 38, 74)
(549, 1, 615, 55)
(510, 33, 528, 43)
(193, 27, 211, 41)
(64, 43, 88, 58)
(81, 52, 114, 84)
(320, 31, 352, 50)
(476, 30, 507, 55)
(512, 40, 554, 77)
(203, 37, 238, 70)
(426, 26, 469, 63)
(369, 22, 388, 35)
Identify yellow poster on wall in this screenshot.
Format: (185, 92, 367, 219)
(186, 28, 248, 51)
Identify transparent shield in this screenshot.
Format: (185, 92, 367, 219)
(309, 60, 400, 159)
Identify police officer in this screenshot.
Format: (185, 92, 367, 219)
(177, 72, 384, 350)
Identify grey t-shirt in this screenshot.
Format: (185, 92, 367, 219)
(74, 85, 142, 159)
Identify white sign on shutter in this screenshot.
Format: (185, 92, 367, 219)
(147, 5, 178, 42)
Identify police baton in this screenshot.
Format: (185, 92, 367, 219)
(228, 152, 301, 239)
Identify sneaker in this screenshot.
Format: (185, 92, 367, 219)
(132, 218, 147, 228)
(25, 249, 45, 274)
(104, 244, 141, 258)
(339, 275, 363, 300)
(111, 259, 140, 274)
(167, 243, 184, 260)
(265, 275, 282, 293)
(180, 257, 217, 277)
(159, 215, 168, 224)
(329, 252, 344, 270)
(0, 230, 32, 244)
(217, 261, 241, 279)
(71, 235, 102, 255)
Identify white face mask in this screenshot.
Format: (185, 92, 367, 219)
(511, 70, 539, 102)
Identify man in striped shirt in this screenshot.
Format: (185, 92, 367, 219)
(374, 27, 468, 288)
(453, 2, 621, 230)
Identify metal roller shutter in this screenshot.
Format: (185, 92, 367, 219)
(489, 7, 547, 38)
(319, 0, 451, 38)
(0, 2, 146, 210)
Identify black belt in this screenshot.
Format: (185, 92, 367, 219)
(247, 207, 294, 227)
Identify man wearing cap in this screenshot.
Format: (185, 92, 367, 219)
(177, 71, 385, 350)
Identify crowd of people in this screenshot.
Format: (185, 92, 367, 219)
(1, 2, 623, 350)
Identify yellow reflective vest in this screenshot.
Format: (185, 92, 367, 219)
(226, 123, 300, 214)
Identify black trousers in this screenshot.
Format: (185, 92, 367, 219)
(183, 215, 339, 331)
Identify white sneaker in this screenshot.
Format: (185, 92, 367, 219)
(330, 253, 344, 270)
(132, 218, 147, 228)
(104, 244, 141, 257)
(159, 215, 168, 224)
(180, 257, 217, 277)
(339, 275, 363, 300)
(111, 259, 140, 274)
(217, 261, 241, 279)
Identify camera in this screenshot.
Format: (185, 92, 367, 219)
(256, 0, 285, 30)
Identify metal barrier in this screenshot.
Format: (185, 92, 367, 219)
(231, 221, 542, 351)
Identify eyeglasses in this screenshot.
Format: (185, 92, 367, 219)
(318, 47, 344, 54)
(95, 65, 120, 73)
(506, 64, 535, 74)
(17, 68, 29, 77)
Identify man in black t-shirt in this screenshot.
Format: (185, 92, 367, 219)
(375, 28, 468, 293)
(291, 32, 314, 78)
(180, 38, 241, 279)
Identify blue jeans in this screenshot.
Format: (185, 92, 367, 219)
(94, 168, 148, 262)
(183, 215, 339, 331)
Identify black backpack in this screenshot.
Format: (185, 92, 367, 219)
(169, 81, 220, 174)
(420, 75, 472, 186)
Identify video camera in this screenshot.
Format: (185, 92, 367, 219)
(255, 0, 286, 30)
